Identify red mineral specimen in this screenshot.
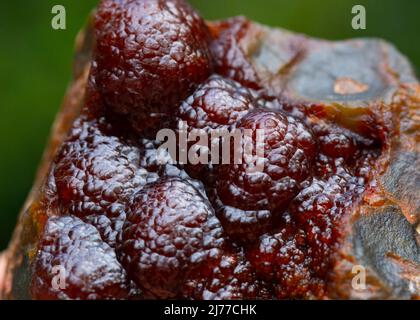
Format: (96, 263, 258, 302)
(2, 0, 419, 300)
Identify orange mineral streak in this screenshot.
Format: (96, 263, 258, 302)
(334, 77, 369, 95)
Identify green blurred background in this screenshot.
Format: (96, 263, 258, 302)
(0, 0, 419, 250)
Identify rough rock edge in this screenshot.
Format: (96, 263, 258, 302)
(0, 15, 94, 300)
